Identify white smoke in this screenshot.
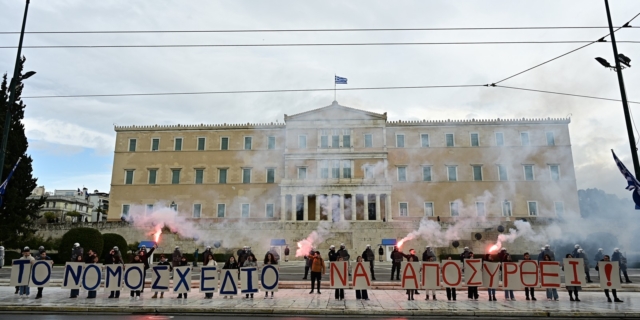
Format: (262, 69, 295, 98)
(126, 204, 210, 245)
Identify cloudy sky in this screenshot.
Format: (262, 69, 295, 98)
(0, 0, 639, 198)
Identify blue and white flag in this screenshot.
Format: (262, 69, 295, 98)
(0, 157, 21, 207)
(611, 150, 640, 209)
(335, 76, 347, 84)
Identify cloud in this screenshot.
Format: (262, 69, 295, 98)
(23, 118, 114, 155)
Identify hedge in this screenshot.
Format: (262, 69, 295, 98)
(102, 233, 128, 260)
(58, 228, 104, 262)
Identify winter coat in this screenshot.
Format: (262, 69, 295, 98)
(202, 249, 213, 264)
(20, 254, 35, 262)
(612, 252, 627, 270)
(71, 247, 84, 262)
(311, 256, 325, 273)
(571, 248, 579, 259)
(575, 252, 589, 270)
(158, 260, 173, 271)
(362, 248, 375, 262)
(422, 250, 436, 262)
(172, 249, 183, 267)
(223, 261, 239, 269)
(378, 247, 384, 255)
(284, 247, 290, 255)
(328, 249, 338, 262)
(544, 249, 555, 261)
(337, 248, 350, 261)
(460, 250, 472, 263)
(138, 247, 156, 270)
(594, 252, 604, 264)
(537, 251, 545, 262)
(497, 251, 508, 262)
(179, 259, 188, 267)
(238, 250, 250, 266)
(391, 250, 404, 263)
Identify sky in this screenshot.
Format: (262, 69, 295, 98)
(0, 0, 639, 198)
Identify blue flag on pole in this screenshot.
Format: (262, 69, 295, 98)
(611, 150, 640, 209)
(335, 76, 347, 84)
(0, 157, 21, 207)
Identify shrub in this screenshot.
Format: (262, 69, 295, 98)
(58, 227, 104, 262)
(102, 233, 128, 260)
(3, 251, 21, 266)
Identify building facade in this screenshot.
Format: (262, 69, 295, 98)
(30, 187, 93, 222)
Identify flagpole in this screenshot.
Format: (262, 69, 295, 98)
(334, 74, 336, 101)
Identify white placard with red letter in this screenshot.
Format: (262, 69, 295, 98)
(421, 263, 441, 289)
(539, 261, 561, 288)
(330, 261, 349, 289)
(563, 258, 586, 287)
(482, 262, 500, 288)
(463, 259, 483, 286)
(351, 262, 371, 289)
(519, 260, 539, 288)
(401, 262, 420, 290)
(502, 262, 523, 290)
(441, 261, 462, 288)
(598, 261, 621, 290)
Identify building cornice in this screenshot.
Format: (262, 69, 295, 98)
(387, 117, 571, 127)
(115, 123, 286, 132)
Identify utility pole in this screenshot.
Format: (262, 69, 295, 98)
(0, 0, 31, 181)
(605, 0, 640, 177)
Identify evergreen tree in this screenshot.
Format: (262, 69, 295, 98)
(0, 56, 44, 244)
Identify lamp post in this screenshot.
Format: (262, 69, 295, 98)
(0, 0, 34, 181)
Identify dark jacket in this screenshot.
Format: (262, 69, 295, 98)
(497, 251, 508, 263)
(305, 251, 314, 267)
(223, 260, 239, 269)
(378, 247, 384, 255)
(612, 251, 627, 270)
(337, 248, 350, 261)
(391, 249, 404, 263)
(402, 253, 419, 262)
(71, 247, 83, 262)
(594, 252, 604, 263)
(172, 249, 183, 267)
(328, 249, 338, 262)
(544, 249, 555, 261)
(362, 248, 375, 262)
(238, 250, 250, 266)
(537, 251, 545, 262)
(179, 259, 188, 267)
(422, 249, 436, 261)
(460, 250, 472, 263)
(202, 249, 213, 264)
(158, 259, 173, 271)
(284, 247, 290, 255)
(138, 247, 156, 270)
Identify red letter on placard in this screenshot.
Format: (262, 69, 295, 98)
(503, 262, 518, 288)
(465, 259, 482, 286)
(519, 261, 539, 287)
(568, 260, 581, 285)
(330, 262, 347, 287)
(442, 261, 462, 287)
(539, 261, 560, 288)
(422, 263, 440, 287)
(483, 263, 499, 287)
(352, 262, 371, 287)
(402, 263, 418, 289)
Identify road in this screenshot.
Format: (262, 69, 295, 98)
(0, 315, 628, 320)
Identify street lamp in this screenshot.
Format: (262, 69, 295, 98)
(595, 54, 632, 71)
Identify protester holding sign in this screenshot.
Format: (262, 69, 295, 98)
(405, 256, 418, 300)
(129, 255, 143, 299)
(177, 256, 189, 299)
(425, 256, 437, 300)
(444, 257, 457, 301)
(222, 256, 239, 299)
(542, 254, 559, 301)
(503, 254, 515, 301)
(86, 255, 101, 299)
(17, 247, 35, 297)
(334, 257, 346, 300)
(598, 255, 623, 303)
(242, 255, 258, 299)
(264, 253, 278, 299)
(564, 254, 581, 301)
(354, 256, 370, 300)
(522, 252, 537, 301)
(485, 255, 497, 301)
(34, 250, 52, 299)
(70, 255, 83, 298)
(152, 255, 173, 299)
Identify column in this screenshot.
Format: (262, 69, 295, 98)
(363, 194, 369, 221)
(375, 193, 381, 221)
(339, 193, 345, 221)
(280, 194, 286, 221)
(351, 194, 356, 221)
(303, 194, 309, 221)
(386, 193, 393, 221)
(315, 194, 321, 221)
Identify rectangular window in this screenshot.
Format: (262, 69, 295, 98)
(197, 137, 206, 151)
(151, 138, 160, 151)
(342, 160, 352, 178)
(174, 138, 183, 151)
(343, 134, 351, 148)
(498, 165, 508, 181)
(217, 204, 226, 218)
(331, 160, 340, 179)
(125, 170, 134, 185)
(524, 165, 535, 181)
(397, 167, 407, 182)
(447, 166, 457, 181)
(364, 134, 373, 148)
(267, 168, 276, 183)
(495, 132, 504, 146)
(242, 168, 251, 184)
(193, 204, 201, 218)
(549, 165, 560, 181)
(299, 135, 307, 149)
(218, 168, 227, 184)
(476, 202, 486, 216)
(521, 132, 530, 146)
(128, 139, 137, 152)
(320, 160, 329, 178)
(502, 201, 512, 217)
(321, 135, 329, 148)
(546, 132, 555, 146)
(244, 137, 252, 150)
(450, 201, 459, 216)
(422, 166, 432, 181)
(146, 204, 154, 214)
(528, 201, 538, 216)
(171, 169, 181, 184)
(332, 135, 339, 148)
(122, 204, 130, 217)
(298, 167, 307, 180)
(470, 133, 479, 147)
(396, 134, 405, 148)
(268, 136, 276, 150)
(148, 169, 157, 184)
(365, 166, 374, 179)
(424, 202, 434, 217)
(399, 203, 408, 217)
(554, 201, 564, 217)
(241, 204, 250, 218)
(221, 137, 229, 150)
(266, 204, 274, 218)
(446, 133, 455, 147)
(195, 169, 204, 184)
(472, 165, 483, 181)
(421, 134, 430, 147)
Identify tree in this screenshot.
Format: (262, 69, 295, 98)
(58, 227, 104, 261)
(0, 57, 44, 244)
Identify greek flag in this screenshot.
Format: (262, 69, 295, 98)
(611, 150, 640, 209)
(0, 157, 21, 207)
(335, 76, 347, 84)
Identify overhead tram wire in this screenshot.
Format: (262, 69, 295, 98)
(491, 85, 640, 105)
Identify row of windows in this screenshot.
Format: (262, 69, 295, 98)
(122, 203, 275, 219)
(398, 164, 561, 182)
(43, 202, 89, 212)
(124, 167, 277, 185)
(128, 136, 277, 152)
(395, 131, 555, 148)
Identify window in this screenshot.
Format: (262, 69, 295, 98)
(170, 202, 178, 211)
(268, 136, 276, 150)
(128, 139, 137, 152)
(331, 160, 340, 179)
(495, 132, 504, 146)
(554, 202, 564, 217)
(221, 137, 229, 150)
(266, 203, 274, 218)
(476, 202, 486, 216)
(193, 204, 201, 218)
(122, 204, 130, 217)
(502, 201, 512, 217)
(422, 166, 432, 182)
(217, 204, 226, 218)
(197, 137, 206, 151)
(520, 132, 530, 146)
(424, 202, 434, 217)
(241, 203, 250, 218)
(364, 134, 373, 148)
(298, 135, 307, 149)
(421, 134, 430, 147)
(320, 160, 329, 178)
(524, 165, 535, 181)
(146, 204, 154, 214)
(397, 167, 407, 182)
(320, 135, 328, 148)
(343, 133, 351, 148)
(470, 133, 479, 147)
(364, 166, 374, 179)
(447, 166, 457, 181)
(244, 137, 252, 150)
(446, 133, 454, 147)
(148, 169, 157, 184)
(342, 160, 352, 178)
(549, 165, 560, 181)
(332, 134, 339, 148)
(472, 165, 483, 181)
(396, 134, 405, 148)
(546, 132, 555, 146)
(218, 168, 227, 184)
(151, 138, 160, 151)
(242, 168, 251, 184)
(498, 165, 508, 181)
(174, 138, 183, 151)
(528, 201, 538, 216)
(267, 168, 276, 183)
(125, 170, 134, 185)
(399, 203, 408, 217)
(297, 167, 307, 180)
(450, 201, 459, 216)
(171, 169, 181, 184)
(195, 169, 204, 184)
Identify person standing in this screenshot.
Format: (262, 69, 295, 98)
(543, 254, 559, 301)
(401, 248, 420, 294)
(422, 246, 436, 262)
(152, 255, 173, 299)
(486, 255, 497, 301)
(34, 250, 52, 299)
(536, 248, 545, 262)
(564, 253, 581, 301)
(362, 245, 376, 280)
(87, 255, 100, 299)
(284, 245, 290, 262)
(425, 256, 437, 301)
(445, 257, 457, 301)
(497, 248, 508, 262)
(522, 252, 536, 300)
(466, 252, 479, 300)
(18, 247, 34, 297)
(268, 247, 280, 262)
(594, 248, 604, 264)
(571, 245, 580, 259)
(544, 245, 555, 261)
(303, 248, 314, 280)
(460, 247, 472, 263)
(612, 248, 632, 283)
(504, 254, 515, 301)
(309, 251, 325, 294)
(242, 255, 257, 299)
(337, 244, 351, 275)
(106, 249, 124, 299)
(264, 253, 277, 299)
(405, 256, 416, 301)
(354, 256, 369, 300)
(334, 256, 346, 300)
(71, 243, 83, 262)
(390, 246, 403, 281)
(70, 255, 83, 298)
(177, 256, 189, 299)
(202, 246, 213, 265)
(328, 245, 338, 262)
(129, 255, 143, 300)
(138, 243, 157, 292)
(222, 256, 239, 299)
(598, 255, 623, 303)
(378, 245, 384, 262)
(193, 249, 199, 267)
(172, 246, 182, 268)
(576, 249, 593, 283)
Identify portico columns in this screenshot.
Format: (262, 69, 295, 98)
(315, 194, 321, 220)
(375, 193, 381, 221)
(363, 194, 369, 220)
(280, 194, 286, 221)
(339, 193, 345, 221)
(303, 194, 309, 221)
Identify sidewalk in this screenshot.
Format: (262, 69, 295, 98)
(0, 286, 638, 317)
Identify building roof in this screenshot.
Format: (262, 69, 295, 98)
(284, 101, 387, 121)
